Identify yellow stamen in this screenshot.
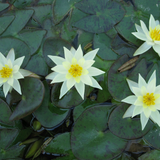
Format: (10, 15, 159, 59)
(143, 93, 155, 106)
(0, 65, 13, 78)
(68, 64, 82, 78)
(150, 27, 160, 41)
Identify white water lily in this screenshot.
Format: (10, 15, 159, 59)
(0, 48, 32, 97)
(46, 45, 105, 99)
(132, 14, 160, 56)
(122, 71, 160, 130)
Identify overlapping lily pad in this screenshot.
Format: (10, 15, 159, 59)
(71, 105, 127, 160)
(9, 77, 44, 121)
(34, 81, 70, 128)
(0, 2, 9, 11)
(74, 0, 125, 33)
(109, 103, 152, 139)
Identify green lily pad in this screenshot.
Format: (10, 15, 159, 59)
(18, 29, 46, 55)
(0, 99, 15, 127)
(115, 152, 135, 160)
(0, 37, 30, 68)
(138, 150, 160, 160)
(109, 103, 152, 139)
(9, 77, 44, 121)
(13, 0, 33, 8)
(0, 2, 9, 11)
(51, 83, 91, 109)
(0, 16, 15, 35)
(43, 38, 71, 67)
(111, 35, 137, 57)
(34, 81, 70, 128)
(0, 129, 25, 159)
(25, 53, 49, 76)
(53, 0, 81, 24)
(71, 105, 127, 160)
(2, 9, 34, 36)
(93, 33, 118, 60)
(74, 0, 125, 33)
(108, 54, 147, 101)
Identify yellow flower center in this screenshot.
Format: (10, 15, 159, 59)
(143, 93, 155, 106)
(150, 27, 160, 41)
(0, 65, 13, 78)
(68, 64, 82, 77)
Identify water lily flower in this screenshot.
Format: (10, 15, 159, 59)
(132, 14, 160, 56)
(0, 48, 32, 97)
(122, 71, 160, 130)
(46, 45, 105, 99)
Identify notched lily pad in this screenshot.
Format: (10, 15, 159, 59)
(74, 0, 125, 33)
(71, 105, 127, 160)
(9, 77, 44, 121)
(109, 103, 152, 139)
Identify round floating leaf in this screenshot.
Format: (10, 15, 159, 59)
(2, 9, 34, 36)
(0, 37, 30, 67)
(0, 16, 14, 35)
(9, 77, 44, 121)
(0, 99, 15, 126)
(74, 0, 125, 33)
(93, 33, 118, 60)
(25, 53, 49, 76)
(34, 81, 69, 128)
(18, 29, 46, 55)
(138, 150, 160, 160)
(109, 104, 152, 139)
(71, 105, 127, 160)
(43, 38, 71, 67)
(0, 2, 9, 11)
(51, 83, 91, 109)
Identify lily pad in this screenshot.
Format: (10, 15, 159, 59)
(138, 150, 160, 160)
(9, 77, 44, 121)
(0, 2, 9, 11)
(34, 81, 70, 128)
(74, 0, 125, 33)
(43, 38, 71, 67)
(93, 33, 118, 60)
(0, 37, 30, 68)
(109, 103, 152, 139)
(2, 9, 34, 36)
(71, 105, 127, 160)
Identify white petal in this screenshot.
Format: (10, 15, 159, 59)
(83, 60, 95, 69)
(63, 47, 73, 63)
(154, 41, 160, 45)
(66, 78, 76, 90)
(59, 81, 68, 99)
(133, 42, 152, 56)
(13, 56, 25, 67)
(90, 76, 102, 89)
(88, 67, 105, 76)
(155, 85, 160, 94)
(146, 40, 155, 46)
(156, 20, 159, 26)
(74, 45, 83, 60)
(148, 70, 156, 84)
(3, 83, 10, 97)
(149, 14, 157, 30)
(12, 79, 21, 95)
(80, 75, 92, 86)
(140, 86, 147, 95)
(123, 104, 135, 118)
(126, 79, 138, 93)
(75, 81, 85, 99)
(138, 73, 147, 88)
(154, 104, 160, 110)
(48, 55, 65, 65)
(84, 48, 99, 60)
(135, 24, 144, 33)
(70, 47, 76, 55)
(121, 95, 137, 104)
(132, 87, 142, 97)
(0, 52, 7, 65)
(51, 74, 66, 83)
(132, 32, 147, 41)
(150, 110, 160, 126)
(45, 72, 58, 80)
(7, 48, 15, 63)
(147, 79, 156, 93)
(143, 107, 151, 118)
(19, 69, 32, 77)
(153, 44, 160, 56)
(140, 112, 149, 130)
(52, 65, 67, 74)
(132, 105, 143, 117)
(7, 78, 14, 86)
